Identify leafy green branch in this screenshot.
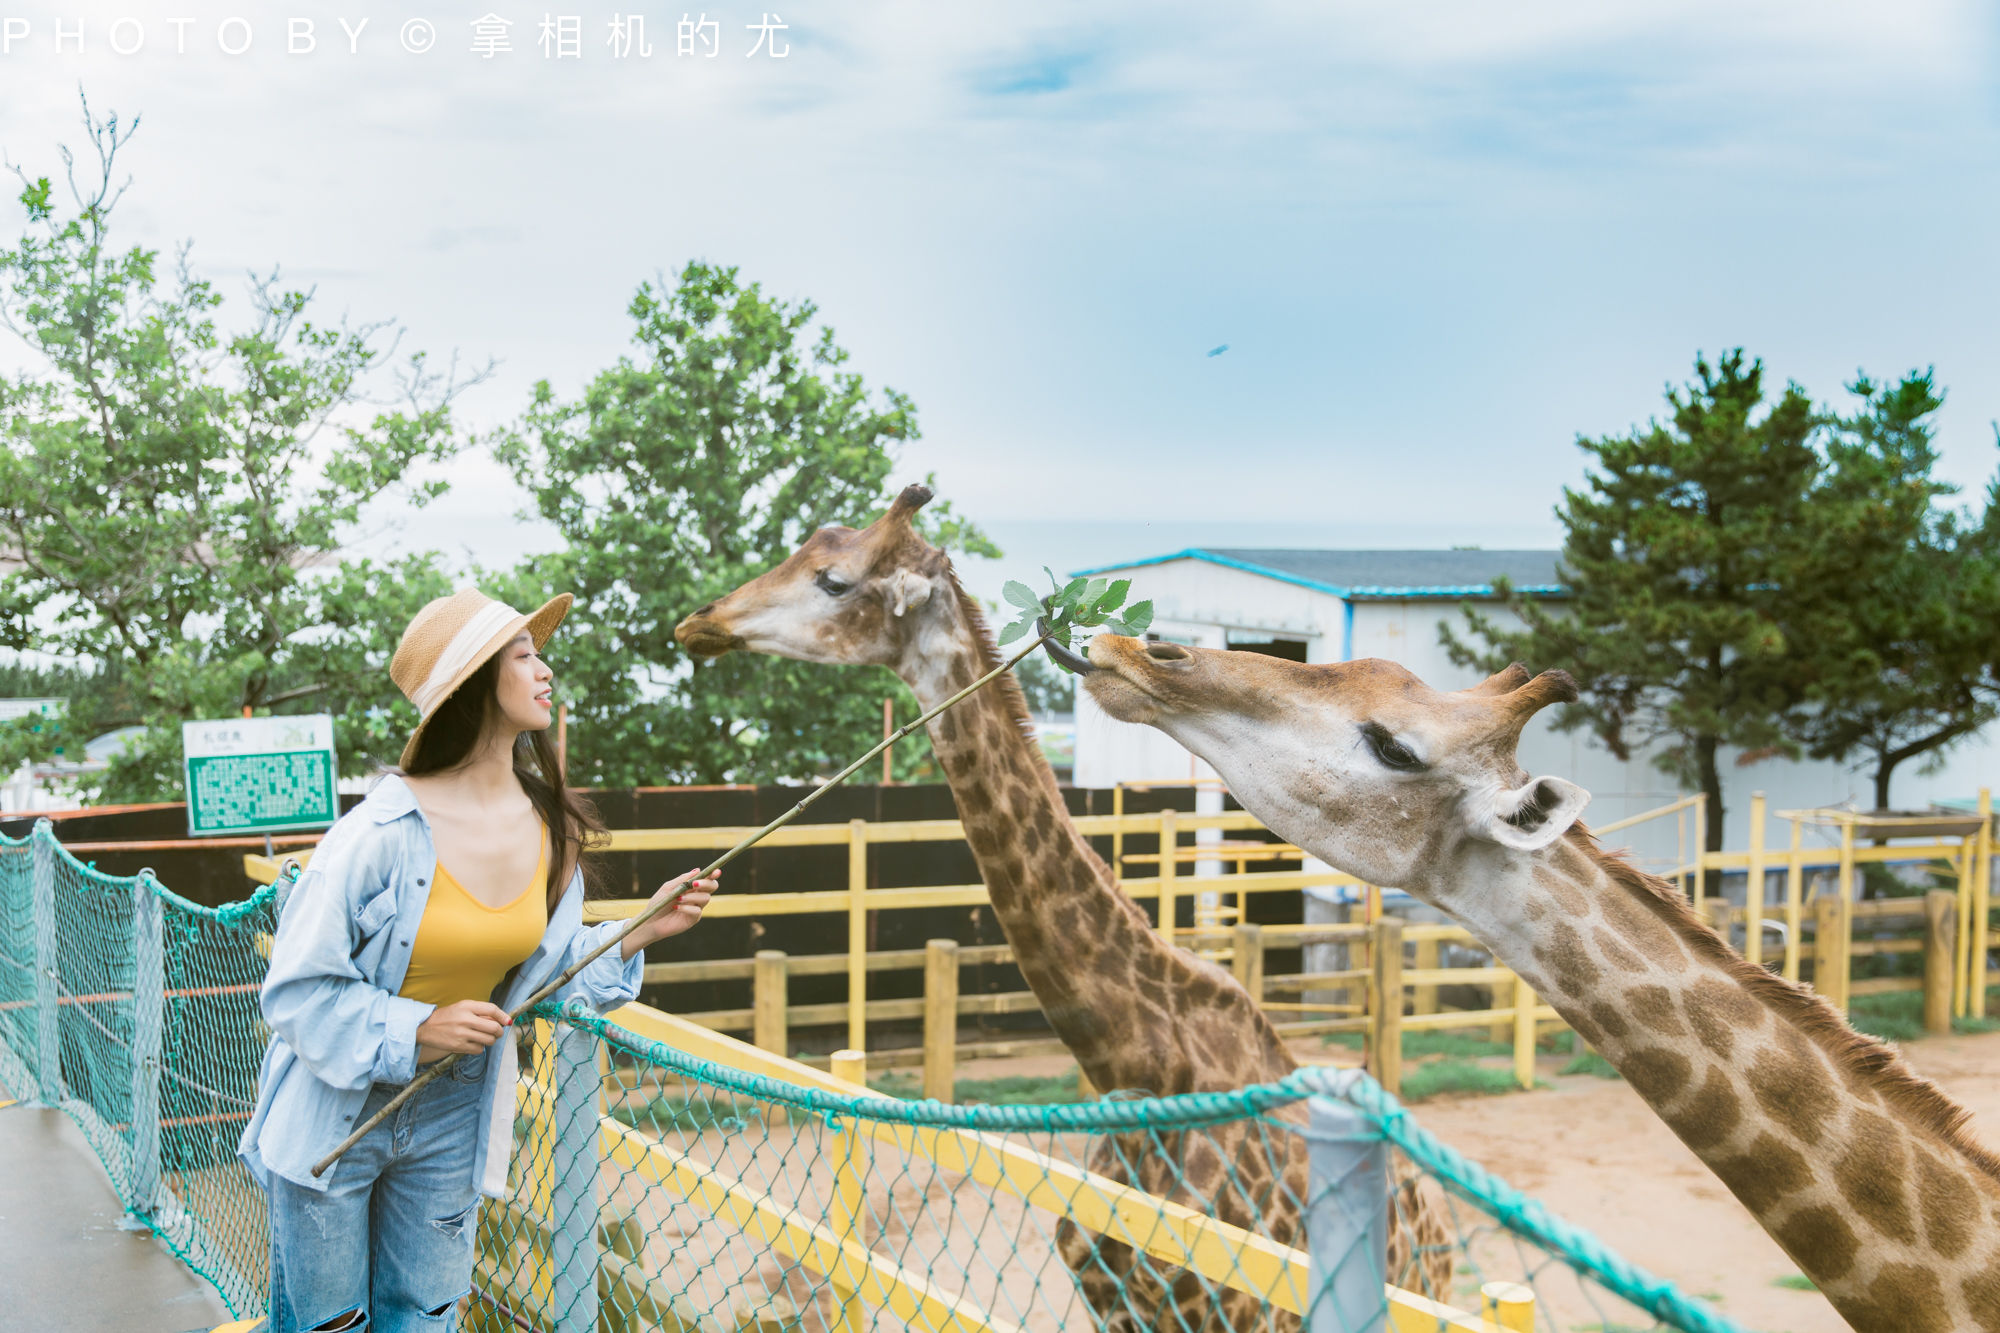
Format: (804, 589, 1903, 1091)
(997, 568, 1152, 671)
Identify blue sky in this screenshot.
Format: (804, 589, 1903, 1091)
(2, 1, 1997, 605)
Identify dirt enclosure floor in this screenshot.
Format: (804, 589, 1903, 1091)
(952, 1029, 2000, 1333)
(1385, 1028, 2000, 1333)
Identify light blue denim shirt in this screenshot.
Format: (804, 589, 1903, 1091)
(238, 772, 644, 1196)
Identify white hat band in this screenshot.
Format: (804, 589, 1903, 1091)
(411, 600, 521, 716)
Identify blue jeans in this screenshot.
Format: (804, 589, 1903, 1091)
(266, 1048, 488, 1332)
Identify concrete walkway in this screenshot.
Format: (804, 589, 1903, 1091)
(0, 1090, 235, 1333)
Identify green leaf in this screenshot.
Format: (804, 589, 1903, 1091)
(1002, 580, 1040, 610)
(997, 617, 1030, 646)
(1122, 601, 1154, 634)
(1093, 578, 1131, 614)
(1057, 576, 1088, 610)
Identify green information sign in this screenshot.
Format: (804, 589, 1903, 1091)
(182, 715, 339, 837)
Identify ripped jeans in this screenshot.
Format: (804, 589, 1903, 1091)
(265, 1048, 488, 1332)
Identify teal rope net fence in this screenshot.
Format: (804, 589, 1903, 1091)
(0, 819, 1750, 1333)
(0, 821, 276, 1316)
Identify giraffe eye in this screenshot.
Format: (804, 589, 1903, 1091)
(814, 570, 853, 596)
(1361, 723, 1424, 773)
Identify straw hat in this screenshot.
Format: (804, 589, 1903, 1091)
(390, 587, 572, 769)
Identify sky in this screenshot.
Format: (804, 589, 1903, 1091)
(2, 1, 1997, 607)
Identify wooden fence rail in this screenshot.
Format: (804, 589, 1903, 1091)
(243, 790, 1998, 1100)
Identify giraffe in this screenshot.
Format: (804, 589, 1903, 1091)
(673, 485, 1452, 1328)
(1077, 637, 2000, 1332)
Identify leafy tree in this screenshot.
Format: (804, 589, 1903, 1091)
(1443, 351, 1821, 850)
(494, 261, 996, 786)
(1014, 650, 1076, 716)
(1786, 372, 1998, 809)
(0, 98, 485, 800)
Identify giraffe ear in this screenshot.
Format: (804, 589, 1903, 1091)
(885, 569, 933, 617)
(1471, 776, 1589, 852)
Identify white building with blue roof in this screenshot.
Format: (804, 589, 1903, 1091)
(1070, 547, 1999, 871)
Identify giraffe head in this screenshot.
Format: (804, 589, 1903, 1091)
(1081, 639, 1590, 892)
(674, 483, 951, 671)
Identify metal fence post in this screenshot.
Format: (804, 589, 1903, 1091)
(1306, 1075, 1388, 1333)
(549, 1020, 602, 1333)
(128, 874, 165, 1214)
(31, 821, 60, 1107)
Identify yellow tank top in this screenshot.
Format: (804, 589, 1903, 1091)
(397, 839, 549, 1007)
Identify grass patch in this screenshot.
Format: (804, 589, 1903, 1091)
(1838, 986, 2000, 1044)
(869, 1069, 1083, 1106)
(1560, 1050, 1622, 1079)
(606, 1092, 760, 1132)
(1400, 1058, 1538, 1102)
(1772, 1273, 1816, 1291)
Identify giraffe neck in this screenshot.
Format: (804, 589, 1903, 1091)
(1426, 833, 2000, 1331)
(890, 580, 1295, 1094)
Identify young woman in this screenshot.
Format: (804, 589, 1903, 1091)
(238, 588, 717, 1333)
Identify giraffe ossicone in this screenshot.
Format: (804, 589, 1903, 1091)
(673, 486, 1453, 1326)
(1080, 633, 2000, 1333)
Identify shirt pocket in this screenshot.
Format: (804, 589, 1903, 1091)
(355, 884, 398, 938)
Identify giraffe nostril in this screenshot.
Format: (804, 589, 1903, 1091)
(1145, 643, 1191, 662)
(693, 601, 718, 618)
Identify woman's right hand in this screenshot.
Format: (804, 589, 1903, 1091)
(415, 1000, 512, 1064)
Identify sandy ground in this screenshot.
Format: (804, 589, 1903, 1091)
(1362, 1030, 2000, 1333)
(928, 1030, 2000, 1333)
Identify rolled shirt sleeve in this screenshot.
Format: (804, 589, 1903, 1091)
(556, 918, 646, 1011)
(259, 827, 438, 1091)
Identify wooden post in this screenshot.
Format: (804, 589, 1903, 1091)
(1675, 805, 1688, 900)
(1814, 893, 1851, 1014)
(1111, 784, 1125, 883)
(1411, 936, 1439, 1016)
(828, 1049, 870, 1333)
(881, 699, 894, 785)
(847, 820, 868, 1053)
(1368, 916, 1404, 1097)
(1692, 792, 1707, 915)
(1974, 788, 1992, 1019)
(1157, 808, 1179, 943)
(1958, 836, 1976, 1018)
(922, 939, 959, 1103)
(1481, 1281, 1536, 1332)
(1925, 889, 1957, 1037)
(1745, 792, 1767, 968)
(1512, 974, 1536, 1091)
(753, 950, 788, 1054)
(1837, 816, 1856, 913)
(128, 876, 164, 1213)
(1231, 921, 1264, 1005)
(1705, 898, 1732, 948)
(1784, 816, 1804, 983)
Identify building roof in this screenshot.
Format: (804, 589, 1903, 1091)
(1071, 548, 1565, 600)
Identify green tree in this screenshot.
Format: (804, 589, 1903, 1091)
(0, 98, 483, 800)
(1787, 372, 1997, 810)
(1443, 351, 1821, 850)
(494, 261, 996, 786)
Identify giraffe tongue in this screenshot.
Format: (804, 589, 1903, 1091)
(1035, 618, 1097, 676)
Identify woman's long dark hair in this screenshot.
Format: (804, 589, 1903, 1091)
(401, 651, 607, 912)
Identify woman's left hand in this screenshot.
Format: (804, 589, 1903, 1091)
(643, 866, 717, 945)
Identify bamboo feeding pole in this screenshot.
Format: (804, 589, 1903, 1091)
(310, 625, 1061, 1178)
